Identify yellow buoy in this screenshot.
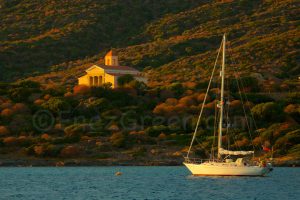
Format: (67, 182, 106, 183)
(115, 171, 122, 176)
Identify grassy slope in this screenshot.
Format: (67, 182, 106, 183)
(0, 0, 205, 80)
(0, 0, 299, 86)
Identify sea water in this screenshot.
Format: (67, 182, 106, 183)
(0, 167, 299, 200)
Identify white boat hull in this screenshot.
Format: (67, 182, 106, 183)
(184, 162, 272, 176)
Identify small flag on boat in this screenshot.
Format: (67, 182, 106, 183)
(262, 146, 271, 152)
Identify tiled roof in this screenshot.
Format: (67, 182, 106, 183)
(106, 72, 144, 77)
(88, 63, 139, 72)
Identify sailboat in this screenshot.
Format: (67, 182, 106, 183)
(183, 34, 273, 176)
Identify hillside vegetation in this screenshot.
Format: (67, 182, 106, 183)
(0, 0, 299, 85)
(0, 0, 299, 165)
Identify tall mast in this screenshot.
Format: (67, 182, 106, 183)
(218, 34, 226, 159)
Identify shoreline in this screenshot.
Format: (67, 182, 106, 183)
(0, 158, 299, 167)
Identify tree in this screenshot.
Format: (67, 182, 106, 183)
(251, 102, 283, 123)
(110, 132, 126, 147)
(87, 98, 111, 113)
(117, 74, 134, 87)
(41, 97, 70, 113)
(64, 124, 91, 137)
(17, 80, 40, 89)
(145, 125, 169, 137)
(168, 82, 184, 97)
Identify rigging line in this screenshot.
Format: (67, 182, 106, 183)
(194, 137, 211, 157)
(229, 52, 255, 152)
(211, 102, 219, 161)
(231, 63, 262, 148)
(224, 49, 248, 152)
(226, 82, 231, 151)
(187, 38, 223, 158)
(227, 47, 262, 150)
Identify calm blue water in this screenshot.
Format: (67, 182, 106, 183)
(0, 167, 299, 200)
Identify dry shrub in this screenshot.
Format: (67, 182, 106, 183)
(34, 146, 44, 156)
(110, 132, 125, 147)
(0, 102, 12, 109)
(107, 124, 120, 132)
(174, 103, 187, 113)
(153, 103, 167, 115)
(204, 100, 217, 109)
(34, 99, 45, 105)
(197, 93, 210, 103)
(12, 103, 28, 113)
(54, 123, 63, 131)
(165, 98, 178, 106)
(73, 85, 90, 95)
(41, 133, 50, 140)
(0, 126, 10, 136)
(44, 94, 51, 100)
(185, 90, 194, 95)
(210, 88, 220, 94)
(17, 136, 31, 146)
(64, 92, 73, 97)
(18, 136, 28, 141)
(81, 136, 92, 141)
(230, 100, 242, 108)
(129, 130, 145, 135)
(178, 96, 196, 106)
(3, 136, 18, 146)
(1, 108, 14, 117)
(279, 122, 292, 130)
(235, 138, 249, 148)
(158, 133, 167, 140)
(252, 136, 262, 146)
(153, 102, 185, 116)
(284, 104, 299, 114)
(184, 82, 197, 89)
(60, 145, 80, 158)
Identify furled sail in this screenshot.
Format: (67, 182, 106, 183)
(219, 148, 254, 155)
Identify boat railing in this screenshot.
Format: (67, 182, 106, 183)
(184, 157, 210, 164)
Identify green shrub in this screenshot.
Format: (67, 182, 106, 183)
(118, 74, 134, 87)
(145, 125, 169, 137)
(64, 124, 91, 137)
(41, 97, 70, 113)
(110, 132, 126, 148)
(251, 102, 283, 123)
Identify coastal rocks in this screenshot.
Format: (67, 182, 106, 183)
(56, 161, 65, 167)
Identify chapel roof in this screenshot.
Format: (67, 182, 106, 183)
(105, 49, 118, 57)
(86, 64, 139, 72)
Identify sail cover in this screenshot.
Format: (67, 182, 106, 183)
(219, 148, 254, 155)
